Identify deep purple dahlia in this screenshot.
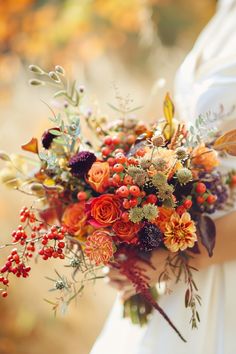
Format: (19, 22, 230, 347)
(42, 128, 60, 149)
(69, 151, 96, 176)
(138, 223, 163, 252)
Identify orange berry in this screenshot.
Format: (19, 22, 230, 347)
(117, 186, 129, 198)
(136, 148, 145, 157)
(127, 134, 136, 145)
(197, 196, 205, 204)
(115, 153, 126, 164)
(112, 173, 121, 184)
(77, 191, 87, 201)
(206, 195, 217, 204)
(129, 185, 141, 197)
(113, 163, 124, 173)
(123, 199, 131, 209)
(124, 175, 133, 185)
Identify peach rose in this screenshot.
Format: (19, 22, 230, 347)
(88, 194, 122, 228)
(192, 144, 219, 172)
(62, 202, 87, 236)
(87, 161, 110, 193)
(113, 220, 140, 243)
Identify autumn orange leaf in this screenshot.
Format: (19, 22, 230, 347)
(213, 129, 236, 156)
(21, 137, 39, 154)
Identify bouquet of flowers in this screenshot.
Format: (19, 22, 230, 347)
(1, 65, 236, 342)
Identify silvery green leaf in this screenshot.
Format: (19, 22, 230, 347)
(49, 129, 62, 136)
(54, 90, 67, 98)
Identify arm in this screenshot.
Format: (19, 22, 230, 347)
(107, 210, 236, 299)
(192, 210, 236, 269)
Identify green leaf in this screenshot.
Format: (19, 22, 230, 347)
(49, 129, 62, 136)
(54, 90, 67, 98)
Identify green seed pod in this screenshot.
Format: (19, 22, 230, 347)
(49, 71, 61, 83)
(0, 151, 11, 161)
(29, 79, 45, 86)
(28, 65, 44, 75)
(55, 65, 65, 75)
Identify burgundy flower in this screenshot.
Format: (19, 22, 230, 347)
(42, 128, 60, 149)
(69, 151, 96, 176)
(138, 223, 163, 252)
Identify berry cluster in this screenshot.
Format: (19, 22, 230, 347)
(101, 133, 136, 157)
(0, 207, 67, 298)
(38, 226, 66, 260)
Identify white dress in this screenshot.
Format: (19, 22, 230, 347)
(90, 1, 236, 353)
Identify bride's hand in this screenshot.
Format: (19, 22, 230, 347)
(105, 248, 168, 301)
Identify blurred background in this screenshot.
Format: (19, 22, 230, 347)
(0, 0, 216, 353)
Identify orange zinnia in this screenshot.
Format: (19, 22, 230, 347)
(85, 230, 114, 266)
(164, 212, 197, 252)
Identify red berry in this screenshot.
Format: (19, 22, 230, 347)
(183, 199, 192, 209)
(206, 195, 217, 204)
(2, 291, 8, 298)
(231, 175, 236, 186)
(129, 185, 141, 197)
(196, 182, 207, 194)
(117, 186, 129, 198)
(176, 206, 186, 215)
(121, 212, 129, 222)
(3, 279, 9, 285)
(123, 199, 131, 209)
(77, 191, 87, 201)
(107, 157, 115, 166)
(129, 198, 138, 207)
(101, 147, 111, 156)
(197, 196, 205, 204)
(104, 136, 113, 145)
(112, 136, 120, 145)
(58, 241, 65, 249)
(146, 194, 157, 204)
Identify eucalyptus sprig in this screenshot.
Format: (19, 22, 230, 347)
(29, 64, 83, 107)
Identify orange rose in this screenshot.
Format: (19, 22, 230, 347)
(85, 230, 114, 265)
(88, 194, 122, 228)
(62, 202, 87, 237)
(192, 144, 219, 172)
(113, 220, 140, 243)
(87, 161, 110, 193)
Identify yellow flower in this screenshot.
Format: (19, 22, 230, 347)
(164, 212, 197, 252)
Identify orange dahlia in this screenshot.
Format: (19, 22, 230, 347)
(85, 230, 114, 265)
(164, 212, 197, 252)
